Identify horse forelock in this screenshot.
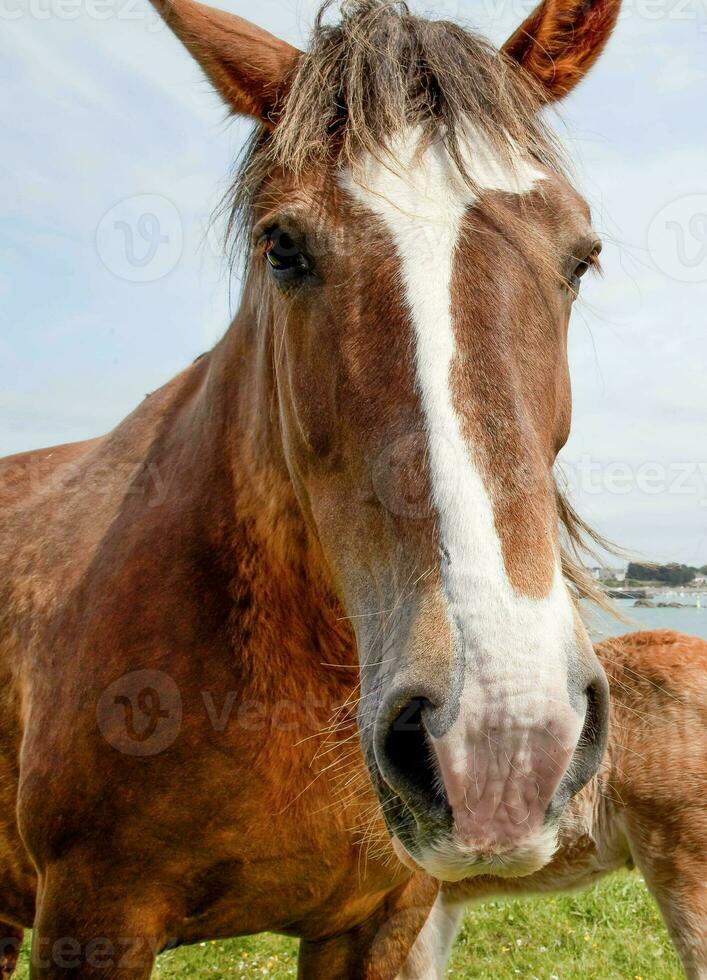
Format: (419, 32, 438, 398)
(223, 0, 568, 254)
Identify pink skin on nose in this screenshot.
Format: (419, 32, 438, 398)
(431, 712, 581, 852)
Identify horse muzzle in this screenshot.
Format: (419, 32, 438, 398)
(371, 664, 609, 882)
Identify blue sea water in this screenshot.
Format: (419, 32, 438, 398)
(584, 592, 707, 643)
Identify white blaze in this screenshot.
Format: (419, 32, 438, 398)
(341, 125, 580, 733)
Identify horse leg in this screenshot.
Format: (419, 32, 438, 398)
(627, 811, 707, 979)
(395, 894, 464, 979)
(0, 926, 23, 976)
(29, 862, 165, 979)
(298, 874, 438, 980)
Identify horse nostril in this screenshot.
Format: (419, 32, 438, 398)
(554, 672, 610, 810)
(581, 679, 607, 749)
(380, 698, 443, 811)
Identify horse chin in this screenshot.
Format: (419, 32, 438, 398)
(394, 824, 560, 883)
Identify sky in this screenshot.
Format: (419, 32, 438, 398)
(2, 0, 707, 567)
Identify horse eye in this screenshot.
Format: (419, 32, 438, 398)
(567, 243, 602, 297)
(568, 261, 589, 295)
(262, 230, 311, 282)
(574, 259, 591, 280)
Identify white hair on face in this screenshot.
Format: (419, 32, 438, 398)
(342, 125, 583, 880)
(416, 821, 560, 882)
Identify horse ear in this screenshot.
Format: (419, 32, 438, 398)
(149, 0, 301, 125)
(502, 0, 621, 102)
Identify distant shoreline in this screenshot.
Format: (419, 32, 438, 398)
(606, 584, 707, 596)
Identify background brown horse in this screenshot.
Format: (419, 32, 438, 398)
(400, 630, 707, 979)
(0, 0, 623, 976)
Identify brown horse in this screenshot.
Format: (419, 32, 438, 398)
(0, 0, 623, 976)
(400, 630, 707, 979)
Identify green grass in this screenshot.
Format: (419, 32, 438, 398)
(446, 872, 681, 979)
(12, 871, 681, 978)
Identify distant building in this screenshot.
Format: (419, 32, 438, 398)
(695, 575, 707, 585)
(591, 566, 626, 582)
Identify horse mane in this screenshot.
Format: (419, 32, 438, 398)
(223, 0, 618, 614)
(225, 0, 567, 245)
(557, 491, 622, 613)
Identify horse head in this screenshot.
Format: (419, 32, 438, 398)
(150, 0, 619, 882)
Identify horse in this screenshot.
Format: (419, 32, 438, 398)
(0, 0, 624, 975)
(400, 629, 707, 980)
